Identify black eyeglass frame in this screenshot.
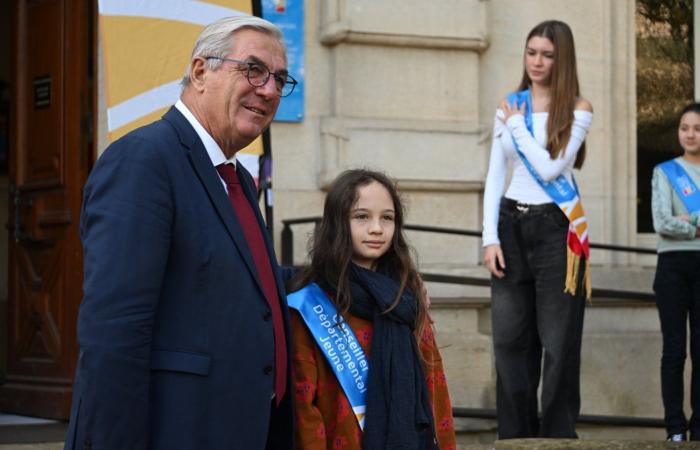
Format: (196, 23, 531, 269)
(204, 56, 298, 97)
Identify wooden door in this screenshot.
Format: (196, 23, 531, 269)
(0, 0, 94, 419)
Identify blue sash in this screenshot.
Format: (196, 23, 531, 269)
(658, 159, 700, 213)
(506, 89, 579, 203)
(288, 283, 369, 430)
(506, 89, 592, 298)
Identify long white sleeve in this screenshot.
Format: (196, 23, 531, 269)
(482, 117, 508, 247)
(505, 110, 593, 182)
(481, 109, 593, 246)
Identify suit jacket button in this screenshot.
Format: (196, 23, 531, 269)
(263, 365, 273, 375)
(262, 311, 272, 321)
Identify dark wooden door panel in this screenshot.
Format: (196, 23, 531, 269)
(21, 0, 64, 188)
(1, 0, 92, 419)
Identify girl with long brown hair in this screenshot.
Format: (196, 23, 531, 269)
(288, 169, 456, 449)
(482, 20, 593, 438)
(652, 103, 700, 442)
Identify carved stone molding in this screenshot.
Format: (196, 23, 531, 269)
(320, 0, 489, 52)
(319, 117, 486, 192)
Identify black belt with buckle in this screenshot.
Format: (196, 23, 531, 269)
(501, 197, 558, 214)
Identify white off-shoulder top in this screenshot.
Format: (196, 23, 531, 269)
(482, 109, 593, 246)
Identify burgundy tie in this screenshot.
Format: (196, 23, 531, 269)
(216, 163, 286, 404)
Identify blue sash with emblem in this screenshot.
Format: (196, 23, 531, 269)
(658, 159, 700, 213)
(506, 89, 591, 298)
(288, 283, 369, 430)
(506, 89, 580, 204)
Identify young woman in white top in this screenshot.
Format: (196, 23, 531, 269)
(482, 20, 593, 439)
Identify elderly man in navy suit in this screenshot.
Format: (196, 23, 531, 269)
(64, 16, 297, 450)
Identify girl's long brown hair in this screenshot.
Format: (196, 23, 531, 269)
(288, 169, 428, 338)
(518, 20, 586, 168)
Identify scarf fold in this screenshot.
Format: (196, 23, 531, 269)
(346, 264, 439, 450)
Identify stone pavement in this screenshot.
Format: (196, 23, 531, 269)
(0, 413, 65, 449)
(0, 445, 62, 450)
(2, 440, 698, 449)
(495, 439, 700, 449)
(0, 444, 493, 450)
(0, 443, 497, 450)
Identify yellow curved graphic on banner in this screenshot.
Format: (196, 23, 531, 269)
(99, 0, 262, 159)
(101, 18, 202, 106)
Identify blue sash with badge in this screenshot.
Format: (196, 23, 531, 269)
(288, 283, 369, 430)
(506, 90, 581, 205)
(658, 159, 700, 213)
(506, 89, 591, 298)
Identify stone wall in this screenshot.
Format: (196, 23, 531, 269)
(273, 0, 489, 269)
(272, 0, 644, 273)
(270, 1, 670, 433)
(495, 439, 681, 449)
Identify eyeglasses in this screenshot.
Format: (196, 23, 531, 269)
(204, 56, 298, 97)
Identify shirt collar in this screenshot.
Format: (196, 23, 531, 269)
(175, 99, 236, 168)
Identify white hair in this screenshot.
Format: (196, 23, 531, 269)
(181, 15, 286, 87)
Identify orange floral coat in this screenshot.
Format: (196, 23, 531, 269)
(291, 311, 457, 450)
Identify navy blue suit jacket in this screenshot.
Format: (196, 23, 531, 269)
(64, 107, 293, 450)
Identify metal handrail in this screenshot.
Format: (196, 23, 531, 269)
(402, 223, 657, 255)
(418, 272, 656, 302)
(281, 219, 657, 303)
(281, 217, 322, 267)
(281, 218, 657, 261)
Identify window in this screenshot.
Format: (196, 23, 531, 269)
(636, 0, 694, 233)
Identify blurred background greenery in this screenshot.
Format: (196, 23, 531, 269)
(636, 0, 693, 232)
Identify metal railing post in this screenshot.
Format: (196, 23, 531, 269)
(281, 222, 293, 266)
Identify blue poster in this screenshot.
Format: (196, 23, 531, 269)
(262, 0, 304, 122)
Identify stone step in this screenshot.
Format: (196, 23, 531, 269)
(420, 264, 656, 299)
(495, 438, 695, 449)
(429, 293, 667, 428)
(454, 421, 667, 448)
(0, 425, 670, 449)
(0, 439, 685, 450)
(0, 445, 62, 450)
(0, 414, 66, 447)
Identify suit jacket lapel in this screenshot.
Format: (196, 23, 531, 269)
(163, 107, 263, 294)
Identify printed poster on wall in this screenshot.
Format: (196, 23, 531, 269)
(262, 0, 304, 122)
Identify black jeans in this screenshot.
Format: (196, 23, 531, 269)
(491, 199, 586, 439)
(654, 251, 700, 439)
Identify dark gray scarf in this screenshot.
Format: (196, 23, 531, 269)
(347, 264, 439, 450)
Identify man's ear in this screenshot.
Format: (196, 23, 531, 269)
(189, 57, 208, 92)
